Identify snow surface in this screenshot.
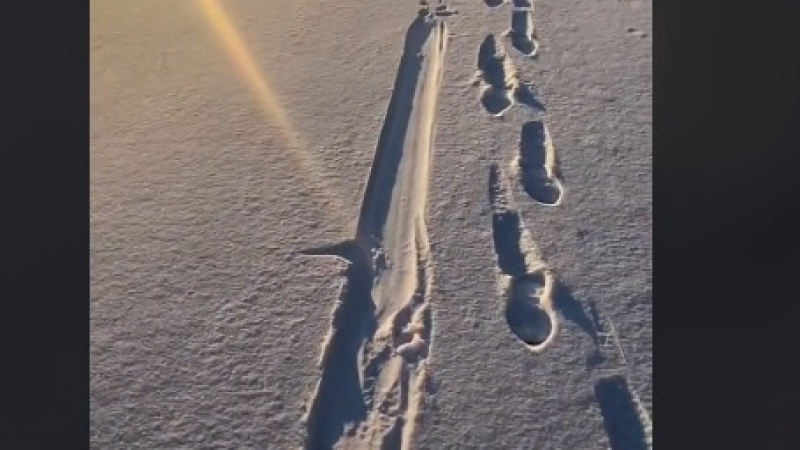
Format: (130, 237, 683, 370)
(91, 0, 651, 448)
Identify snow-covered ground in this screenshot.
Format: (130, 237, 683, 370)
(91, 0, 651, 448)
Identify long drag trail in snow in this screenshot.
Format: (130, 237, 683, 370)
(300, 12, 447, 450)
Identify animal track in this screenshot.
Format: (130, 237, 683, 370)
(488, 163, 558, 352)
(300, 13, 447, 450)
(595, 375, 653, 450)
(475, 35, 544, 116)
(506, 6, 539, 56)
(512, 121, 564, 205)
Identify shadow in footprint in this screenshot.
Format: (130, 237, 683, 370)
(482, 88, 514, 116)
(518, 121, 562, 205)
(491, 206, 528, 277)
(477, 35, 506, 80)
(489, 164, 528, 277)
(505, 272, 554, 347)
(488, 164, 555, 351)
(477, 34, 519, 116)
(594, 375, 649, 450)
(508, 10, 539, 57)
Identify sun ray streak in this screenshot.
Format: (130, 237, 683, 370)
(197, 0, 347, 226)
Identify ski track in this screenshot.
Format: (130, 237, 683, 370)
(300, 11, 447, 450)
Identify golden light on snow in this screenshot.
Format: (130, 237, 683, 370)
(197, 0, 346, 223)
(196, 0, 297, 145)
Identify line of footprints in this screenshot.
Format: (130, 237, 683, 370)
(480, 4, 653, 447)
(479, 0, 563, 353)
